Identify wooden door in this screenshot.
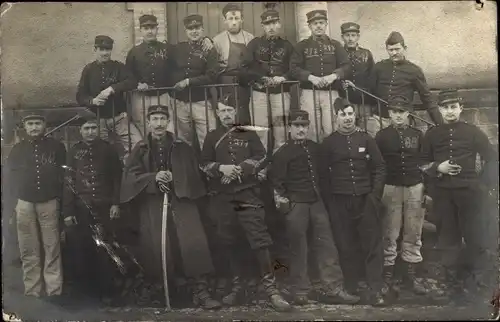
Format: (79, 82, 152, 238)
(166, 2, 297, 44)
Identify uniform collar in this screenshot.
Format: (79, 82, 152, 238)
(391, 57, 407, 65)
(28, 135, 45, 144)
(345, 45, 359, 52)
(292, 139, 306, 145)
(392, 124, 409, 130)
(311, 35, 329, 43)
(265, 35, 280, 41)
(188, 39, 203, 46)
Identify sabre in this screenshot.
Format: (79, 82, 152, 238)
(161, 191, 171, 311)
(61, 165, 143, 276)
(343, 81, 436, 127)
(44, 108, 94, 137)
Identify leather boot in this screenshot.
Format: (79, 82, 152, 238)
(381, 265, 396, 296)
(193, 278, 222, 310)
(222, 276, 243, 306)
(404, 262, 428, 295)
(315, 285, 361, 304)
(371, 290, 387, 307)
(256, 248, 291, 312)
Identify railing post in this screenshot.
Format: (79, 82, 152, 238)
(328, 84, 335, 133)
(142, 94, 147, 137)
(361, 92, 368, 132)
(280, 83, 287, 147)
(204, 87, 210, 133)
(312, 87, 320, 143)
(266, 86, 273, 153)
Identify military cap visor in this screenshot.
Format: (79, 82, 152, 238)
(22, 114, 46, 122)
(387, 95, 412, 111)
(184, 14, 203, 28)
(147, 105, 170, 117)
(306, 10, 328, 23)
(261, 10, 280, 24)
(438, 89, 462, 105)
(341, 22, 360, 34)
(289, 110, 310, 125)
(94, 35, 114, 49)
(139, 14, 158, 26)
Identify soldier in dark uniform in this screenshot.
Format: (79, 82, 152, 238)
(320, 98, 387, 306)
(375, 96, 428, 296)
(241, 9, 295, 152)
(170, 14, 219, 150)
(120, 105, 221, 309)
(4, 113, 66, 302)
(63, 117, 123, 303)
(368, 31, 442, 137)
(420, 89, 497, 300)
(201, 95, 291, 311)
(76, 35, 142, 161)
(269, 109, 360, 305)
(339, 22, 374, 130)
(290, 10, 351, 142)
(126, 14, 175, 137)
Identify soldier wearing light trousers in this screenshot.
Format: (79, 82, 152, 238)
(320, 98, 387, 306)
(270, 110, 360, 305)
(290, 10, 351, 142)
(375, 96, 428, 296)
(5, 113, 66, 302)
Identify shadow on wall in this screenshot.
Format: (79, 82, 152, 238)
(1, 2, 134, 110)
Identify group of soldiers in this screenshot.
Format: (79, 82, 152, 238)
(3, 3, 498, 313)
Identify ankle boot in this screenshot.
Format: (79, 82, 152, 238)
(404, 262, 427, 295)
(222, 276, 243, 306)
(193, 278, 222, 310)
(255, 248, 291, 312)
(382, 265, 395, 295)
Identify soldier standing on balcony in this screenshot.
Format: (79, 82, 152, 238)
(368, 31, 442, 138)
(339, 22, 375, 130)
(76, 35, 142, 162)
(62, 116, 124, 305)
(269, 109, 360, 305)
(241, 9, 295, 152)
(126, 14, 175, 137)
(375, 96, 428, 298)
(213, 3, 255, 124)
(290, 10, 351, 142)
(200, 94, 291, 311)
(4, 113, 66, 304)
(420, 89, 497, 302)
(170, 14, 219, 151)
(320, 98, 387, 306)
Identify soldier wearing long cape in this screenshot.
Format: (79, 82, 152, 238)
(120, 105, 221, 309)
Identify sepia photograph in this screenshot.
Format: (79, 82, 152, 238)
(1, 1, 498, 321)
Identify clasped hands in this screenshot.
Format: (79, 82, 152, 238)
(92, 86, 115, 106)
(219, 164, 243, 184)
(156, 170, 173, 192)
(437, 160, 462, 176)
(308, 73, 338, 89)
(257, 76, 287, 89)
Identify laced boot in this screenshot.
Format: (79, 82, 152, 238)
(222, 276, 243, 306)
(381, 265, 398, 298)
(193, 278, 222, 310)
(404, 262, 428, 295)
(315, 285, 361, 305)
(214, 277, 228, 300)
(256, 248, 291, 312)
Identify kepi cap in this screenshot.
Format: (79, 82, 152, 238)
(289, 110, 310, 125)
(22, 112, 46, 123)
(306, 10, 327, 23)
(139, 14, 158, 27)
(341, 22, 360, 34)
(387, 95, 412, 111)
(94, 35, 114, 49)
(72, 114, 99, 127)
(261, 10, 280, 24)
(184, 14, 203, 29)
(147, 105, 170, 118)
(386, 31, 405, 46)
(438, 89, 462, 105)
(333, 97, 354, 114)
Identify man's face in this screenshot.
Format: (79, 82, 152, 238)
(289, 123, 309, 140)
(439, 102, 463, 123)
(186, 25, 204, 42)
(148, 113, 169, 136)
(342, 32, 360, 48)
(140, 25, 158, 42)
(262, 20, 281, 38)
(224, 11, 243, 34)
(24, 119, 46, 137)
(216, 103, 236, 126)
(386, 43, 406, 62)
(308, 19, 328, 37)
(337, 106, 356, 130)
(80, 123, 99, 143)
(94, 47, 112, 62)
(389, 109, 410, 126)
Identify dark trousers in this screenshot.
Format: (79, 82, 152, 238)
(65, 202, 116, 296)
(433, 186, 488, 275)
(285, 200, 344, 295)
(327, 194, 384, 291)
